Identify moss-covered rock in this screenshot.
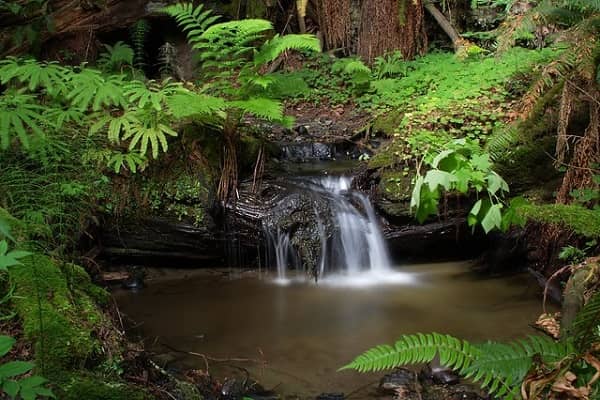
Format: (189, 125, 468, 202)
(61, 377, 148, 400)
(9, 254, 103, 376)
(519, 204, 600, 238)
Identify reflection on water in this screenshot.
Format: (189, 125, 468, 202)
(115, 261, 547, 398)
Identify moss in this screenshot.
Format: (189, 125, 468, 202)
(368, 140, 407, 169)
(372, 111, 404, 136)
(8, 254, 103, 377)
(173, 380, 203, 400)
(519, 204, 600, 238)
(380, 170, 412, 202)
(61, 377, 148, 400)
(495, 136, 559, 195)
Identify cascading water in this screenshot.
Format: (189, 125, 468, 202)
(263, 174, 409, 285)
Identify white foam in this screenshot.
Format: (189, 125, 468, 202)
(270, 270, 418, 288)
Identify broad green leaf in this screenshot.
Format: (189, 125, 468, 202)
(410, 175, 424, 210)
(0, 360, 34, 378)
(424, 170, 456, 191)
(471, 153, 492, 171)
(0, 335, 15, 357)
(18, 375, 48, 388)
(481, 204, 503, 233)
(2, 380, 19, 398)
(431, 150, 455, 169)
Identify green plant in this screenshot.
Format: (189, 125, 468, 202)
(129, 19, 150, 70)
(331, 57, 372, 94)
(165, 3, 321, 200)
(343, 291, 600, 399)
(410, 139, 525, 232)
(0, 336, 54, 399)
(96, 41, 134, 73)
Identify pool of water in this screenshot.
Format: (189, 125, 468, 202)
(114, 261, 548, 398)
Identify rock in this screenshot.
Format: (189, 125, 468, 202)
(315, 393, 344, 400)
(378, 368, 419, 399)
(421, 360, 460, 385)
(423, 383, 488, 400)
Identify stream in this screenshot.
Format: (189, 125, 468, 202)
(114, 158, 548, 398)
(115, 264, 546, 398)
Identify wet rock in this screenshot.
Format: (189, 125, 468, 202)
(421, 360, 460, 385)
(378, 368, 420, 399)
(316, 393, 344, 400)
(121, 267, 145, 291)
(423, 383, 488, 400)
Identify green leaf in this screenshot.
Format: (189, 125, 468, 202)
(2, 380, 20, 398)
(424, 170, 456, 191)
(0, 335, 16, 357)
(481, 204, 503, 233)
(431, 150, 455, 169)
(471, 153, 492, 171)
(0, 218, 15, 242)
(0, 360, 34, 379)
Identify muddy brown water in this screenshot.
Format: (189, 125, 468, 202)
(115, 261, 550, 399)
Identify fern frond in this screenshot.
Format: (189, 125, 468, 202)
(163, 3, 220, 47)
(341, 333, 478, 374)
(229, 98, 283, 121)
(130, 19, 150, 69)
(97, 41, 134, 72)
(485, 125, 520, 161)
(0, 57, 68, 95)
(67, 69, 127, 111)
(253, 34, 321, 66)
(470, 336, 572, 384)
(124, 79, 177, 111)
(0, 90, 45, 150)
(165, 92, 225, 119)
(196, 19, 273, 65)
(571, 291, 600, 350)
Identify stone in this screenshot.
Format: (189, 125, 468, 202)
(378, 368, 419, 398)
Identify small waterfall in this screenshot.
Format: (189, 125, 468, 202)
(264, 175, 393, 281)
(264, 227, 299, 281)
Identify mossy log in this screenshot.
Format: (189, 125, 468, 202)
(0, 0, 154, 57)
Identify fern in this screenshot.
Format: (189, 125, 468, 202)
(253, 34, 321, 66)
(67, 69, 127, 111)
(571, 291, 600, 349)
(157, 42, 178, 78)
(97, 41, 134, 72)
(343, 333, 575, 400)
(0, 90, 45, 150)
(0, 58, 68, 95)
(485, 125, 520, 161)
(341, 333, 478, 374)
(229, 98, 284, 122)
(124, 79, 185, 111)
(162, 3, 220, 47)
(165, 92, 225, 119)
(106, 150, 147, 174)
(130, 19, 150, 69)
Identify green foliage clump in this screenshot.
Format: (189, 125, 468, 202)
(518, 204, 600, 238)
(0, 335, 54, 400)
(8, 254, 110, 376)
(410, 139, 525, 233)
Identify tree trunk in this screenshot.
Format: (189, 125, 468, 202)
(423, 1, 462, 49)
(314, 0, 427, 61)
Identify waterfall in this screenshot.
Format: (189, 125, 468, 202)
(264, 175, 393, 281)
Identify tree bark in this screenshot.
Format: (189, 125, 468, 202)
(423, 0, 462, 49)
(315, 0, 427, 61)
